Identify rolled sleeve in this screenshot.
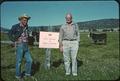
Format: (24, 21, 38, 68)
(8, 25, 16, 42)
(59, 25, 64, 47)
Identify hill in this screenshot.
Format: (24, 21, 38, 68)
(0, 27, 9, 33)
(1, 18, 119, 32)
(29, 18, 119, 31)
(77, 18, 119, 30)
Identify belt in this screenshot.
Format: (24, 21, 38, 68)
(63, 39, 77, 41)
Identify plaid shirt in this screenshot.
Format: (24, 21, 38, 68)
(17, 26, 28, 43)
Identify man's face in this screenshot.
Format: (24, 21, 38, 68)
(20, 18, 28, 26)
(66, 14, 72, 24)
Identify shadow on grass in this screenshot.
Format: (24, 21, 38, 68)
(1, 64, 15, 69)
(77, 59, 83, 68)
(92, 42, 107, 45)
(20, 60, 41, 78)
(52, 59, 63, 68)
(80, 43, 91, 48)
(0, 78, 5, 81)
(52, 58, 83, 68)
(31, 60, 41, 76)
(115, 76, 120, 81)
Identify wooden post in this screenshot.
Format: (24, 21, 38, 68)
(44, 25, 52, 70)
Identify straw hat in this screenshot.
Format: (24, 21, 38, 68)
(18, 14, 31, 20)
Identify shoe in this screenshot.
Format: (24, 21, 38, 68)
(73, 73, 77, 76)
(23, 73, 31, 80)
(65, 73, 70, 75)
(16, 76, 21, 79)
(15, 76, 23, 81)
(25, 73, 31, 76)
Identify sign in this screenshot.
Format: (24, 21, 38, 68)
(39, 31, 59, 48)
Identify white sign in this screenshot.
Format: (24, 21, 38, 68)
(39, 31, 59, 48)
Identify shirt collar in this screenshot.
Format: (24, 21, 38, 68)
(20, 23, 24, 27)
(65, 22, 74, 26)
(19, 23, 28, 28)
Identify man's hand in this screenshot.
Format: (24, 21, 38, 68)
(59, 46, 63, 52)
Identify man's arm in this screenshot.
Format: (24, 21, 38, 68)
(8, 25, 16, 42)
(76, 24, 80, 42)
(59, 25, 64, 52)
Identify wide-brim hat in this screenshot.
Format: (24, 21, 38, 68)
(18, 14, 31, 20)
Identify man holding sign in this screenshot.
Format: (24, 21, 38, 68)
(59, 13, 80, 76)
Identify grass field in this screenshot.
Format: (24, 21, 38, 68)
(1, 32, 119, 81)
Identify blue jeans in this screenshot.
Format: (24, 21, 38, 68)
(16, 42, 32, 77)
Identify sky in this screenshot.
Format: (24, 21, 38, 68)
(1, 1, 119, 29)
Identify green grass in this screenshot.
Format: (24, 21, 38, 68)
(1, 32, 119, 81)
(0, 32, 10, 41)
